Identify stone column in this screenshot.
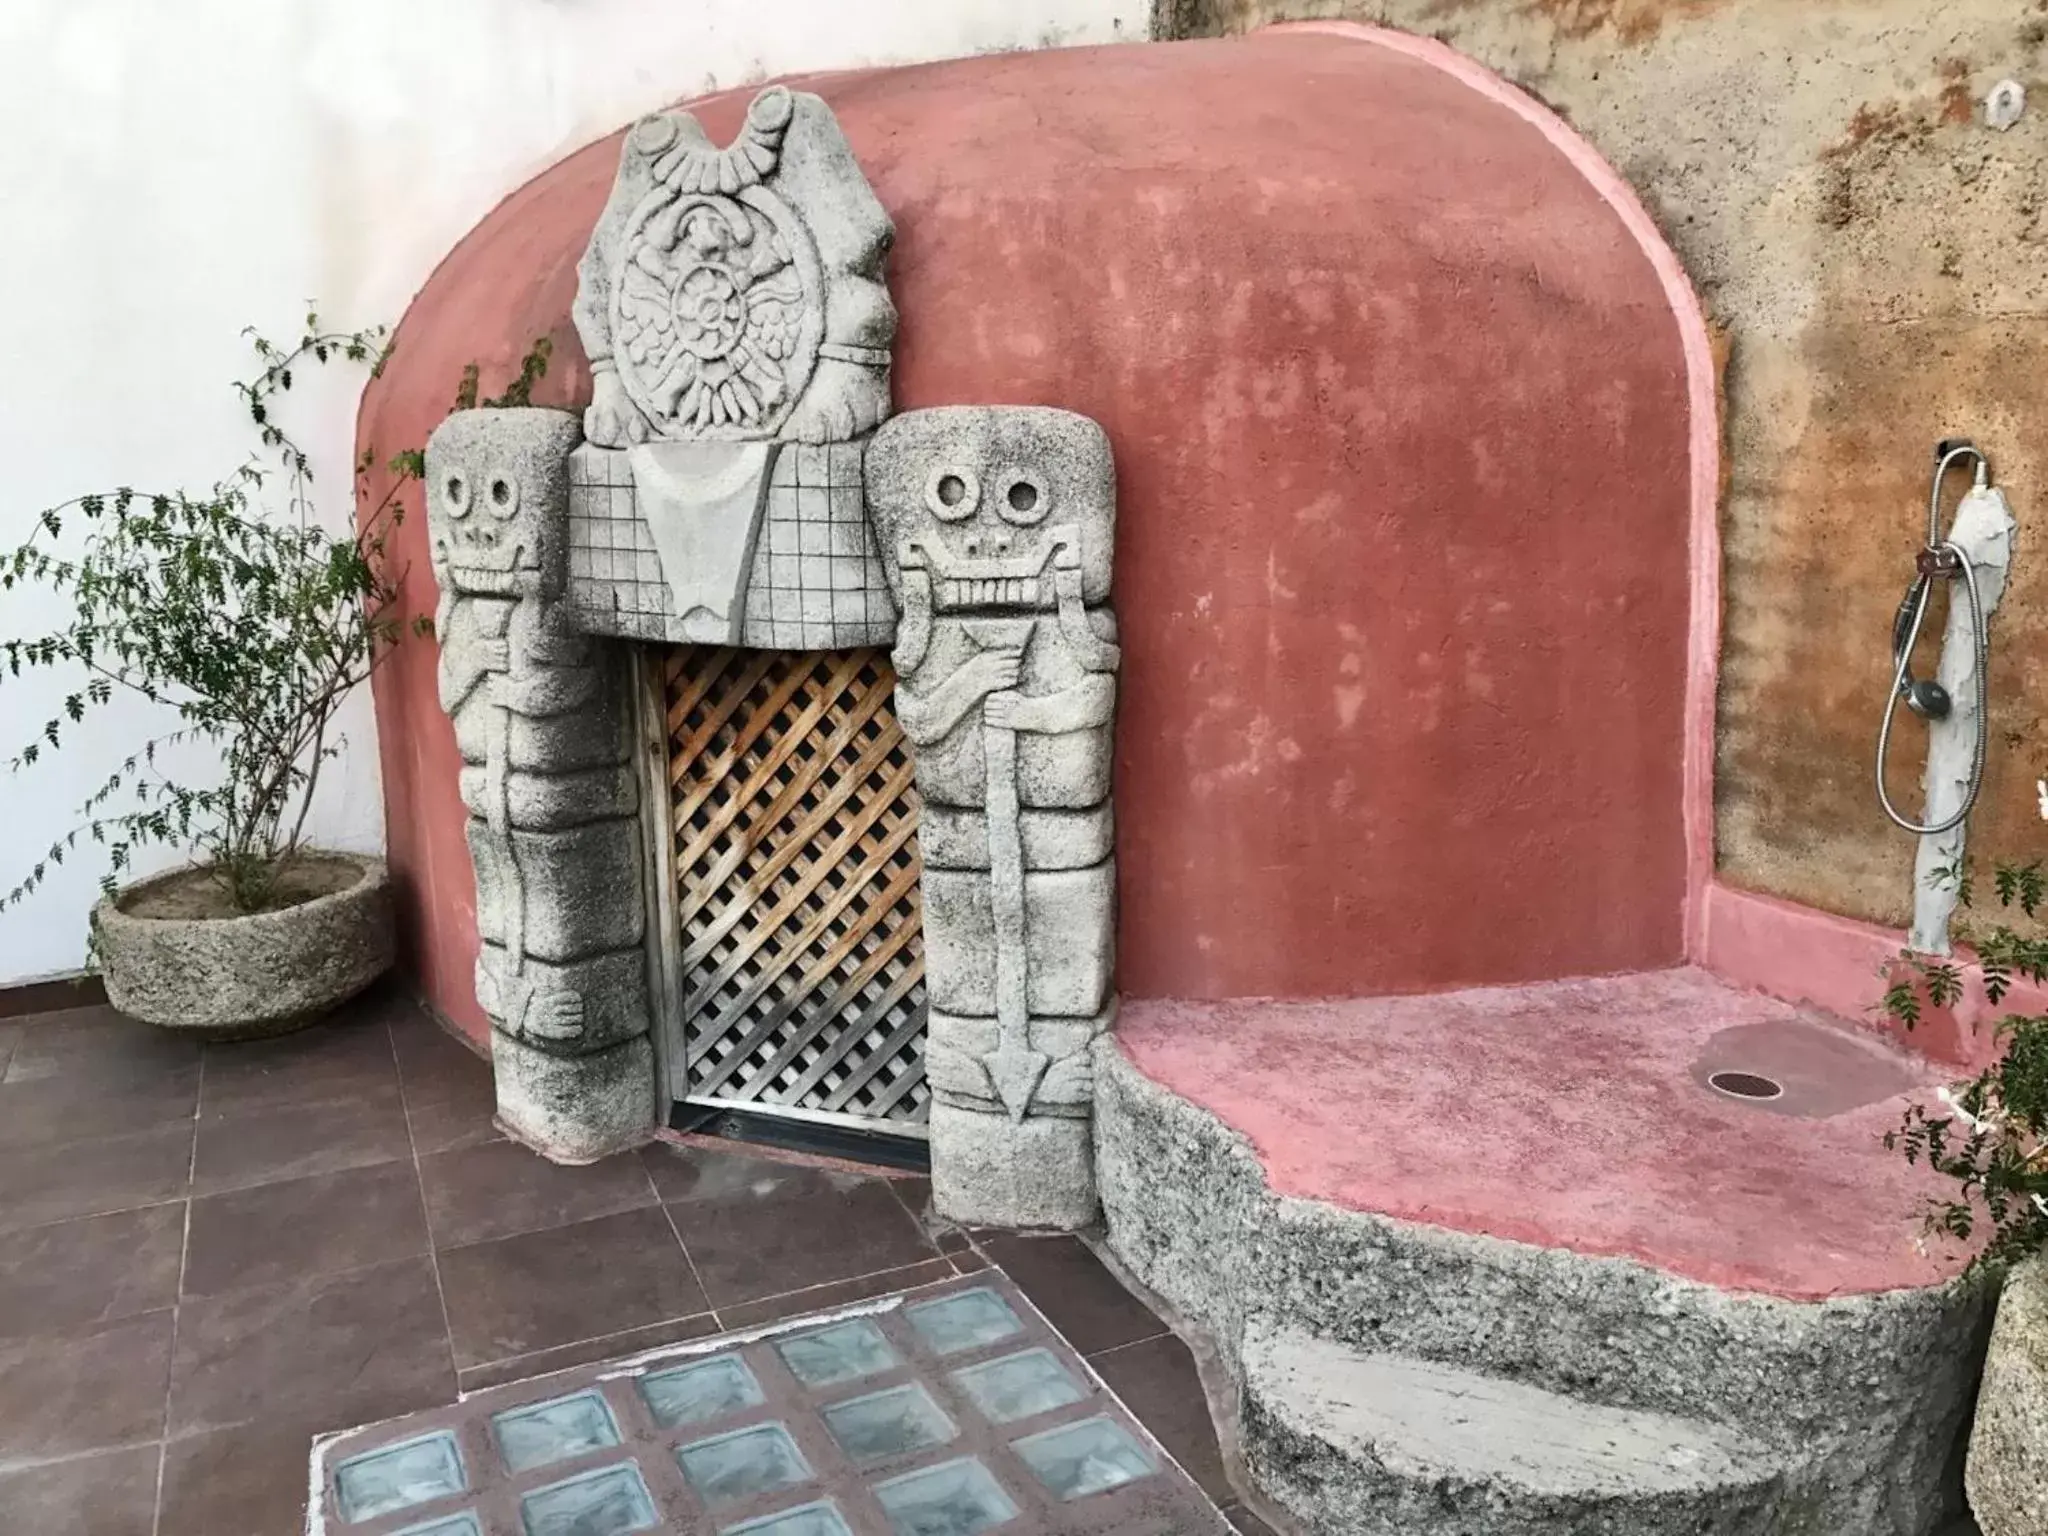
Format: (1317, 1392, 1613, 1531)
(866, 407, 1121, 1229)
(424, 408, 657, 1162)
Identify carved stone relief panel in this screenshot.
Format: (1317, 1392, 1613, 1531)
(567, 87, 898, 650)
(866, 407, 1121, 1228)
(425, 407, 657, 1162)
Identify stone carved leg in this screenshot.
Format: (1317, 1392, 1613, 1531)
(426, 408, 659, 1163)
(866, 407, 1120, 1228)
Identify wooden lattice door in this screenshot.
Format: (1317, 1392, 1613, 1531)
(655, 646, 929, 1138)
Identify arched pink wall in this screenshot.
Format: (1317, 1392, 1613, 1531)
(361, 30, 1700, 1044)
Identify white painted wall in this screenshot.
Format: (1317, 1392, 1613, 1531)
(0, 0, 1141, 986)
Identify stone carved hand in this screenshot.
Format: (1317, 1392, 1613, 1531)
(960, 648, 1023, 706)
(474, 638, 512, 675)
(524, 989, 587, 1044)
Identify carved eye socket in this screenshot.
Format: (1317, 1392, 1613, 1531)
(996, 470, 1050, 526)
(925, 466, 980, 523)
(488, 476, 519, 519)
(443, 474, 472, 519)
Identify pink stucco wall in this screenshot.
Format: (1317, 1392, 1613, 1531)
(360, 31, 1701, 1046)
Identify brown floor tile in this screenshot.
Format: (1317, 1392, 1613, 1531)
(0, 1310, 173, 1460)
(1092, 1332, 1233, 1504)
(198, 1011, 398, 1117)
(404, 1073, 504, 1156)
(182, 1160, 429, 1298)
(389, 1007, 490, 1092)
(0, 1064, 200, 1150)
(169, 1255, 454, 1438)
(0, 1203, 185, 1339)
(457, 1309, 725, 1393)
(982, 1233, 1168, 1356)
(652, 1142, 941, 1308)
(718, 1255, 959, 1330)
(0, 1124, 193, 1233)
(159, 1420, 318, 1536)
(191, 1090, 413, 1194)
(420, 1137, 656, 1247)
(0, 1443, 160, 1536)
(3, 1006, 199, 1085)
(437, 1205, 708, 1370)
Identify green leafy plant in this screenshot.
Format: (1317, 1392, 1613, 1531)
(1884, 851, 2048, 1269)
(1, 313, 423, 916)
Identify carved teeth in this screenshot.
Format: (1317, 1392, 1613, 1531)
(935, 576, 1045, 612)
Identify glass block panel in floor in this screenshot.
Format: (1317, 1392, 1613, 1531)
(1012, 1416, 1156, 1501)
(821, 1383, 956, 1464)
(678, 1423, 814, 1506)
(903, 1289, 1023, 1357)
(334, 1430, 467, 1524)
(519, 1463, 659, 1536)
(871, 1456, 1019, 1536)
(950, 1349, 1087, 1425)
(391, 1517, 484, 1536)
(776, 1318, 899, 1388)
(641, 1354, 765, 1429)
(493, 1389, 621, 1473)
(721, 1500, 857, 1536)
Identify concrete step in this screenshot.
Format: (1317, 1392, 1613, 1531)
(1240, 1325, 1785, 1536)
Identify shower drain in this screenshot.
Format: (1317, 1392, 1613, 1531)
(1707, 1070, 1785, 1102)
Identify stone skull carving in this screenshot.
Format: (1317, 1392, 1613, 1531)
(865, 407, 1121, 1228)
(425, 408, 656, 1161)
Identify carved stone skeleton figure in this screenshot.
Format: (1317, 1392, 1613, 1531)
(425, 408, 656, 1161)
(866, 408, 1121, 1227)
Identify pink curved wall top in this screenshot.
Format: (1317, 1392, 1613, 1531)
(360, 30, 1700, 1043)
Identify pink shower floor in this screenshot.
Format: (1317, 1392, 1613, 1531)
(1116, 967, 1973, 1300)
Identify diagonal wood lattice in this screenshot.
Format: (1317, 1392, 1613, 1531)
(661, 646, 929, 1132)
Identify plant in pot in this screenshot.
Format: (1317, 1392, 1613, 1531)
(1, 316, 425, 1038)
(1882, 816, 2048, 1536)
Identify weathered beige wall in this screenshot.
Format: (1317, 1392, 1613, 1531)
(1158, 0, 2048, 928)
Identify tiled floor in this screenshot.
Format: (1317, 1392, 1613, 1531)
(0, 988, 1274, 1536)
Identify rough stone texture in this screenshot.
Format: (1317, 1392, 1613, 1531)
(92, 853, 394, 1038)
(1095, 1041, 1994, 1535)
(425, 407, 657, 1162)
(489, 1032, 659, 1166)
(1967, 1256, 2048, 1536)
(568, 86, 898, 650)
(1242, 1324, 1783, 1534)
(1156, 0, 2048, 931)
(868, 407, 1121, 1229)
(1907, 484, 2017, 955)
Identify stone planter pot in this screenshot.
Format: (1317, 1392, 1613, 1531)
(1968, 1253, 2048, 1536)
(93, 852, 395, 1040)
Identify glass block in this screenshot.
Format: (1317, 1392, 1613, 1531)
(492, 1390, 621, 1473)
(333, 1431, 466, 1524)
(720, 1500, 856, 1536)
(678, 1423, 813, 1506)
(903, 1289, 1023, 1357)
(776, 1318, 898, 1388)
(641, 1354, 766, 1429)
(1013, 1415, 1156, 1501)
(821, 1383, 956, 1464)
(519, 1463, 659, 1536)
(390, 1518, 483, 1536)
(951, 1349, 1087, 1425)
(872, 1457, 1019, 1536)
